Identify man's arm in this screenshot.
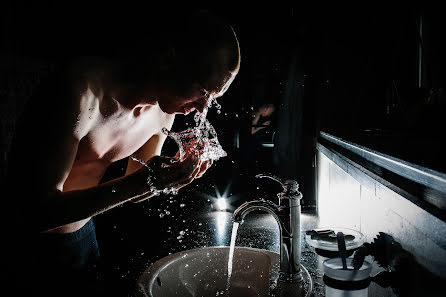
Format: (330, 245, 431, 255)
(251, 113, 271, 134)
(125, 114, 175, 202)
(125, 130, 172, 176)
(11, 88, 164, 232)
(30, 131, 183, 232)
(21, 120, 157, 233)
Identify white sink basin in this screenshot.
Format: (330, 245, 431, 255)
(135, 246, 312, 297)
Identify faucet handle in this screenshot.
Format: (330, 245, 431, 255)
(283, 180, 300, 193)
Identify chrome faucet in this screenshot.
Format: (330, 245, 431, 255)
(232, 174, 303, 283)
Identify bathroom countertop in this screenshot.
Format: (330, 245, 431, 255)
(95, 192, 418, 297)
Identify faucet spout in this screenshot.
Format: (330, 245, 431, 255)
(232, 199, 288, 233)
(232, 198, 303, 283)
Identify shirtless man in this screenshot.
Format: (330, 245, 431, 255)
(6, 11, 240, 296)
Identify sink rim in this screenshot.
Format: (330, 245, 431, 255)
(135, 245, 313, 297)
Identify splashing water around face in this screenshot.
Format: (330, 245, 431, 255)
(130, 96, 225, 194)
(162, 96, 227, 162)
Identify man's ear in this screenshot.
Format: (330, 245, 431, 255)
(159, 47, 176, 71)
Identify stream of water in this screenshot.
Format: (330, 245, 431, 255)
(225, 222, 240, 294)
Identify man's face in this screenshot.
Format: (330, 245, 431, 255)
(157, 84, 211, 115)
(158, 70, 237, 115)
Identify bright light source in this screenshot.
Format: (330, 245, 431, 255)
(216, 198, 227, 211)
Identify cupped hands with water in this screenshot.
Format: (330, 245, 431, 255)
(130, 152, 211, 203)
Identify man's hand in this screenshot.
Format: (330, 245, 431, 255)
(130, 152, 212, 203)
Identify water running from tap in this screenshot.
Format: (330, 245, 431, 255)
(226, 222, 239, 293)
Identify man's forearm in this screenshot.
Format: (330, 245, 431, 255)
(37, 170, 150, 232)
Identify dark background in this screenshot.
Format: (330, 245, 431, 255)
(3, 5, 445, 189)
(2, 4, 445, 296)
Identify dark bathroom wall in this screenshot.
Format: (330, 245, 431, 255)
(5, 6, 444, 205)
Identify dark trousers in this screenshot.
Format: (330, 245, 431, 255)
(27, 219, 105, 297)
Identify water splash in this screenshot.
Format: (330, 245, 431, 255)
(130, 97, 225, 194)
(162, 97, 226, 162)
(130, 155, 179, 195)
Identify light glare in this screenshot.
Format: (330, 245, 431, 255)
(217, 198, 227, 210)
